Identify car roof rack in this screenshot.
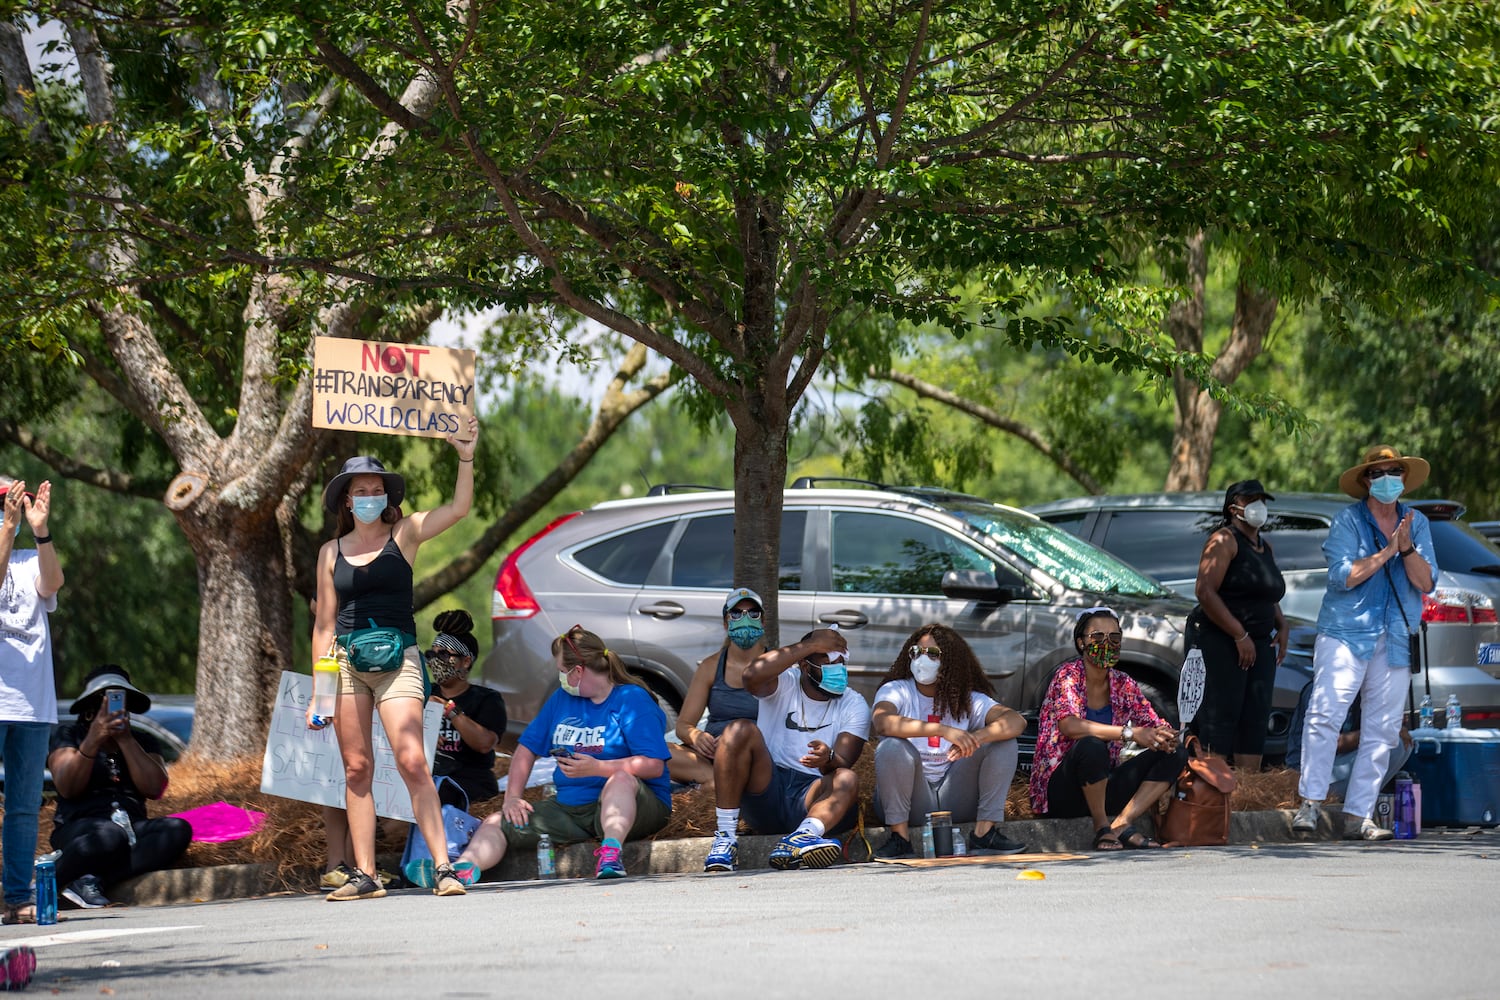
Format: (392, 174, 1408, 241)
(789, 476, 885, 490)
(645, 483, 727, 497)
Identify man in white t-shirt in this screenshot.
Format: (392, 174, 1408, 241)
(0, 477, 64, 925)
(704, 628, 870, 873)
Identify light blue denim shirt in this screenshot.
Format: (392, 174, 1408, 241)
(1317, 500, 1437, 667)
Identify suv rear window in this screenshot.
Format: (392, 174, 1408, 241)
(574, 521, 674, 585)
(666, 512, 807, 591)
(830, 511, 996, 595)
(1097, 510, 1333, 582)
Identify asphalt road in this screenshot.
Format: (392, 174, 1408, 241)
(5, 829, 1498, 998)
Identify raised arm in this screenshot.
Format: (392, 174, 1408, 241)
(743, 628, 846, 696)
(403, 415, 478, 545)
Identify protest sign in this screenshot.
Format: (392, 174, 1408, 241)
(1178, 647, 1207, 725)
(260, 671, 443, 821)
(312, 336, 476, 439)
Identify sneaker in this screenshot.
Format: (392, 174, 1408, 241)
(704, 832, 739, 873)
(1292, 800, 1322, 833)
(452, 860, 481, 886)
(374, 868, 398, 888)
(0, 946, 36, 992)
(1344, 815, 1394, 841)
(968, 827, 1028, 855)
(403, 858, 436, 889)
(61, 875, 110, 909)
(326, 870, 386, 901)
(433, 865, 467, 896)
(594, 844, 626, 879)
(319, 863, 356, 891)
(874, 831, 915, 859)
(770, 830, 843, 870)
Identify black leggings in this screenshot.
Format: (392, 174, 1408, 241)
(1190, 624, 1276, 758)
(50, 817, 193, 889)
(1043, 737, 1188, 820)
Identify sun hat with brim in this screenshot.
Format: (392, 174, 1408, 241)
(1223, 479, 1275, 506)
(1338, 444, 1431, 499)
(722, 587, 764, 615)
(321, 456, 406, 514)
(69, 669, 151, 715)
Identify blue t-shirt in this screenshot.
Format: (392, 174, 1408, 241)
(519, 683, 672, 807)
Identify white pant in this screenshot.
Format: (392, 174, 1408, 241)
(1298, 634, 1410, 819)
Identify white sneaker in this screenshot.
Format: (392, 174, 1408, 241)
(1344, 815, 1394, 841)
(1292, 800, 1322, 833)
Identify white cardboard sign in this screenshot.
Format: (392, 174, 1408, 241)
(1177, 647, 1207, 725)
(259, 671, 442, 822)
(311, 336, 476, 439)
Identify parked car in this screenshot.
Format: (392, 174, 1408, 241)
(1027, 492, 1500, 728)
(1472, 521, 1500, 546)
(482, 481, 1316, 763)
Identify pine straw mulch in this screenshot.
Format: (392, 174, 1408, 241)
(13, 750, 1305, 892)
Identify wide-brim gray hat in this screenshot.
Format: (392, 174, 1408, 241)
(322, 456, 406, 514)
(70, 668, 151, 715)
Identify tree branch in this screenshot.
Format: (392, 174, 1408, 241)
(0, 419, 169, 498)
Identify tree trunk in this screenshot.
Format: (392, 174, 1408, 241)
(729, 401, 791, 643)
(177, 502, 295, 759)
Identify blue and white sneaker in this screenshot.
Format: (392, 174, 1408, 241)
(704, 832, 739, 873)
(769, 830, 843, 870)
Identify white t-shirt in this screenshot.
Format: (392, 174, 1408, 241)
(756, 668, 871, 775)
(874, 678, 998, 781)
(0, 549, 59, 723)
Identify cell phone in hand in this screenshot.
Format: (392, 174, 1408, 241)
(552, 746, 574, 758)
(107, 689, 125, 716)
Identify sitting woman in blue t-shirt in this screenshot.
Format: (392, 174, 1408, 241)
(450, 625, 672, 882)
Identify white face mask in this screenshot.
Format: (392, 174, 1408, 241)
(559, 668, 582, 697)
(910, 654, 940, 685)
(1239, 500, 1269, 528)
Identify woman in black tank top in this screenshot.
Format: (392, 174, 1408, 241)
(309, 417, 479, 900)
(669, 587, 769, 787)
(1187, 479, 1289, 773)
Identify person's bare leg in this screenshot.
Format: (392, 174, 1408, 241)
(333, 690, 378, 873)
(379, 696, 450, 867)
(598, 773, 641, 843)
(455, 813, 509, 872)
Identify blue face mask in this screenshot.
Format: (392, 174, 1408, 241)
(351, 496, 388, 524)
(1369, 474, 1405, 504)
(812, 662, 848, 696)
(727, 621, 764, 649)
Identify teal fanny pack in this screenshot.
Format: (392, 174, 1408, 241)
(341, 619, 411, 673)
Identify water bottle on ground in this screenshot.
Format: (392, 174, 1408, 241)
(919, 824, 935, 859)
(34, 852, 59, 926)
(952, 828, 967, 857)
(1445, 693, 1463, 730)
(536, 834, 557, 879)
(111, 800, 137, 847)
(312, 653, 340, 723)
(1418, 693, 1434, 730)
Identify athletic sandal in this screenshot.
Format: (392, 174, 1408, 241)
(0, 904, 34, 926)
(1118, 825, 1164, 849)
(1092, 827, 1123, 851)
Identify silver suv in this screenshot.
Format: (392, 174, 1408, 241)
(481, 483, 1316, 757)
(1028, 492, 1500, 727)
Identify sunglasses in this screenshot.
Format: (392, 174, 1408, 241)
(1085, 631, 1124, 645)
(727, 609, 763, 621)
(909, 645, 941, 658)
(560, 624, 587, 662)
(1365, 466, 1405, 481)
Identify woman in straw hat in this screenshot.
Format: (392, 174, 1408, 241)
(312, 416, 479, 899)
(1292, 445, 1437, 841)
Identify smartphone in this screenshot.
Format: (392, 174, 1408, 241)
(551, 746, 574, 758)
(107, 689, 125, 716)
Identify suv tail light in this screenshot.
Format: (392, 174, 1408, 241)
(492, 512, 581, 620)
(1422, 588, 1498, 624)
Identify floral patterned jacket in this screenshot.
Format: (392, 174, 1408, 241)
(1028, 658, 1169, 815)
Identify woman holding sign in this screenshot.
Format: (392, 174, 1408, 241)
(310, 416, 478, 901)
(1185, 479, 1288, 774)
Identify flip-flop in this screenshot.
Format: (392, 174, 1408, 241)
(1118, 824, 1164, 849)
(1092, 826, 1123, 851)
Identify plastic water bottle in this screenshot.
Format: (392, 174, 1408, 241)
(952, 828, 967, 857)
(312, 653, 340, 722)
(34, 852, 59, 926)
(1445, 693, 1463, 730)
(919, 824, 935, 859)
(111, 800, 137, 847)
(1419, 694, 1435, 730)
(536, 834, 556, 879)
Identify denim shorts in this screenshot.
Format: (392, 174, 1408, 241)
(741, 763, 827, 835)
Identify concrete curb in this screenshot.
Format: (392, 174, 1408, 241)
(109, 807, 1345, 906)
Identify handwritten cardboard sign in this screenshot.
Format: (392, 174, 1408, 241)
(259, 671, 443, 822)
(312, 337, 476, 439)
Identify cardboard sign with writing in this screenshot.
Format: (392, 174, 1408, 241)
(312, 337, 476, 439)
(259, 671, 442, 822)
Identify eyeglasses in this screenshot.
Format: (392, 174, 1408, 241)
(909, 645, 941, 658)
(1365, 466, 1405, 481)
(560, 625, 587, 662)
(1085, 631, 1124, 645)
(727, 609, 763, 621)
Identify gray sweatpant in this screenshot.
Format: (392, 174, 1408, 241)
(873, 736, 1019, 827)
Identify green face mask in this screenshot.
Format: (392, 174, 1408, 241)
(1083, 640, 1120, 668)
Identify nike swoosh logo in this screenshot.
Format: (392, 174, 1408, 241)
(785, 712, 828, 733)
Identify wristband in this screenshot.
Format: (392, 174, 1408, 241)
(1400, 548, 1415, 557)
(33, 534, 52, 545)
(458, 458, 474, 464)
(1234, 631, 1249, 642)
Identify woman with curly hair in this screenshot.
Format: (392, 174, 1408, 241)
(871, 624, 1027, 858)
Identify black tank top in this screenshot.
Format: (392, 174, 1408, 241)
(1211, 525, 1287, 637)
(704, 646, 760, 736)
(333, 531, 416, 635)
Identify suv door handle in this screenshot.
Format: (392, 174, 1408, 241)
(637, 602, 686, 619)
(818, 611, 869, 628)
